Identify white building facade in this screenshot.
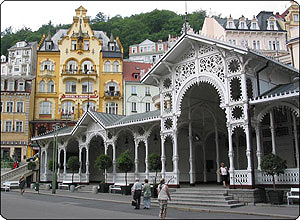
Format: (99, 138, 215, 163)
(32, 33, 299, 190)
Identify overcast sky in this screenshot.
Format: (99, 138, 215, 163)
(1, 1, 291, 32)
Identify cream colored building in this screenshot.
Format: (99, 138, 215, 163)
(287, 26, 299, 70)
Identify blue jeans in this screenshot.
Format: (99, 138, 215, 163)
(143, 196, 151, 208)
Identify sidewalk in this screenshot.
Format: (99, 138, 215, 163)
(13, 188, 300, 219)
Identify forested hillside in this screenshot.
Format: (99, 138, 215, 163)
(1, 9, 207, 58)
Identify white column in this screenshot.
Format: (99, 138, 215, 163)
(112, 143, 116, 183)
(145, 140, 149, 180)
(26, 64, 29, 75)
(79, 147, 82, 174)
(245, 124, 252, 170)
(215, 124, 220, 182)
(255, 124, 262, 170)
(44, 150, 48, 176)
(188, 113, 195, 184)
(134, 140, 139, 176)
(172, 130, 179, 178)
(292, 114, 299, 168)
(63, 148, 67, 174)
(235, 131, 240, 170)
(161, 135, 166, 179)
(202, 143, 207, 182)
(228, 126, 235, 186)
(86, 147, 89, 181)
(104, 143, 108, 183)
(270, 111, 276, 155)
(57, 149, 61, 174)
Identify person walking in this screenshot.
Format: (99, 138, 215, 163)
(157, 178, 171, 219)
(19, 175, 26, 196)
(142, 179, 151, 209)
(218, 162, 229, 188)
(132, 178, 142, 209)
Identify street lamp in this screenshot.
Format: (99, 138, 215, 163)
(52, 123, 60, 194)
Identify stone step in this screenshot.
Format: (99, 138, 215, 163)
(171, 191, 228, 196)
(171, 194, 234, 200)
(167, 197, 240, 205)
(155, 202, 245, 209)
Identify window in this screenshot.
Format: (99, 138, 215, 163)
(105, 82, 119, 96)
(252, 22, 257, 29)
(5, 121, 12, 132)
(253, 40, 257, 49)
(113, 61, 119, 72)
(15, 121, 23, 132)
(18, 81, 25, 91)
(132, 47, 137, 53)
(40, 60, 54, 71)
(39, 101, 52, 114)
(276, 41, 280, 50)
(6, 101, 13, 112)
(46, 42, 52, 50)
(257, 40, 261, 49)
(66, 81, 76, 93)
(82, 81, 93, 93)
(158, 44, 163, 51)
(48, 80, 55, 92)
(66, 60, 78, 73)
(146, 103, 150, 112)
(228, 21, 233, 28)
(83, 102, 95, 112)
(39, 80, 46, 92)
(145, 87, 150, 95)
(61, 101, 75, 116)
(8, 80, 14, 91)
(133, 73, 139, 79)
(16, 102, 24, 113)
(14, 66, 20, 72)
(72, 40, 77, 50)
(131, 86, 137, 95)
(0, 102, 2, 112)
(84, 41, 89, 50)
(104, 61, 111, 72)
(132, 102, 137, 112)
(106, 102, 118, 114)
(240, 22, 245, 29)
(269, 21, 275, 30)
(293, 14, 299, 22)
(232, 40, 236, 45)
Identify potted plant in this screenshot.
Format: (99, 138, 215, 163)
(116, 150, 134, 195)
(95, 154, 112, 193)
(261, 153, 287, 204)
(28, 161, 37, 170)
(148, 153, 161, 198)
(67, 156, 80, 192)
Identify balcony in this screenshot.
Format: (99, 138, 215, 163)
(40, 69, 55, 76)
(61, 69, 97, 75)
(61, 112, 74, 120)
(104, 91, 121, 99)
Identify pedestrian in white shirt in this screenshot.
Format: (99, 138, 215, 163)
(132, 178, 142, 209)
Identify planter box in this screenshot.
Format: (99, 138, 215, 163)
(266, 190, 284, 205)
(121, 186, 131, 195)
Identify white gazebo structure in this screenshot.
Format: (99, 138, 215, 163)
(32, 33, 299, 189)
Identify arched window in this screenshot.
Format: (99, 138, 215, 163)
(113, 61, 119, 72)
(8, 80, 14, 91)
(83, 102, 96, 112)
(66, 60, 78, 73)
(61, 101, 74, 116)
(66, 81, 76, 93)
(106, 102, 118, 114)
(39, 80, 46, 92)
(40, 60, 55, 71)
(39, 101, 52, 114)
(48, 80, 55, 93)
(18, 80, 25, 91)
(104, 61, 111, 72)
(105, 81, 120, 96)
(82, 81, 93, 93)
(81, 60, 93, 74)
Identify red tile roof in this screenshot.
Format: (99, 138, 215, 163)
(123, 61, 152, 82)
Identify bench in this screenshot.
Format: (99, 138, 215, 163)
(2, 181, 20, 192)
(58, 180, 73, 190)
(109, 182, 126, 193)
(287, 188, 299, 205)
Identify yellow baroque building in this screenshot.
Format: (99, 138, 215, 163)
(32, 6, 123, 136)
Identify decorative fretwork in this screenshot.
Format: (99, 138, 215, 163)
(163, 78, 172, 90)
(164, 118, 173, 130)
(199, 54, 225, 83)
(180, 47, 196, 61)
(227, 58, 241, 74)
(163, 93, 172, 113)
(174, 61, 196, 92)
(107, 132, 113, 139)
(232, 106, 244, 120)
(198, 44, 215, 56)
(230, 77, 242, 102)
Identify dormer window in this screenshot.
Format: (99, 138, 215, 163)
(267, 17, 278, 30)
(240, 22, 245, 29)
(227, 21, 235, 29)
(46, 42, 52, 50)
(71, 40, 77, 50)
(270, 21, 275, 30)
(133, 73, 139, 79)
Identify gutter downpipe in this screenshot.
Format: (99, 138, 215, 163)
(256, 61, 269, 96)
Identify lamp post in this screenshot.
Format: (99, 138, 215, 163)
(31, 141, 41, 194)
(52, 123, 60, 194)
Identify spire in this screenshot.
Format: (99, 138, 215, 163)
(109, 32, 114, 42)
(46, 32, 52, 41)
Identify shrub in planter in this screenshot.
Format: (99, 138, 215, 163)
(116, 150, 134, 187)
(261, 153, 287, 204)
(95, 154, 112, 193)
(47, 160, 58, 172)
(148, 153, 161, 198)
(28, 161, 36, 170)
(67, 156, 80, 184)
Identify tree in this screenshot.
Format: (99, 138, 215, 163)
(261, 153, 287, 191)
(148, 153, 161, 184)
(91, 12, 107, 23)
(67, 156, 80, 184)
(47, 160, 58, 172)
(116, 150, 134, 186)
(94, 154, 112, 183)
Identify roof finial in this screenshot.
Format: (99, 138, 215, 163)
(184, 0, 188, 34)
